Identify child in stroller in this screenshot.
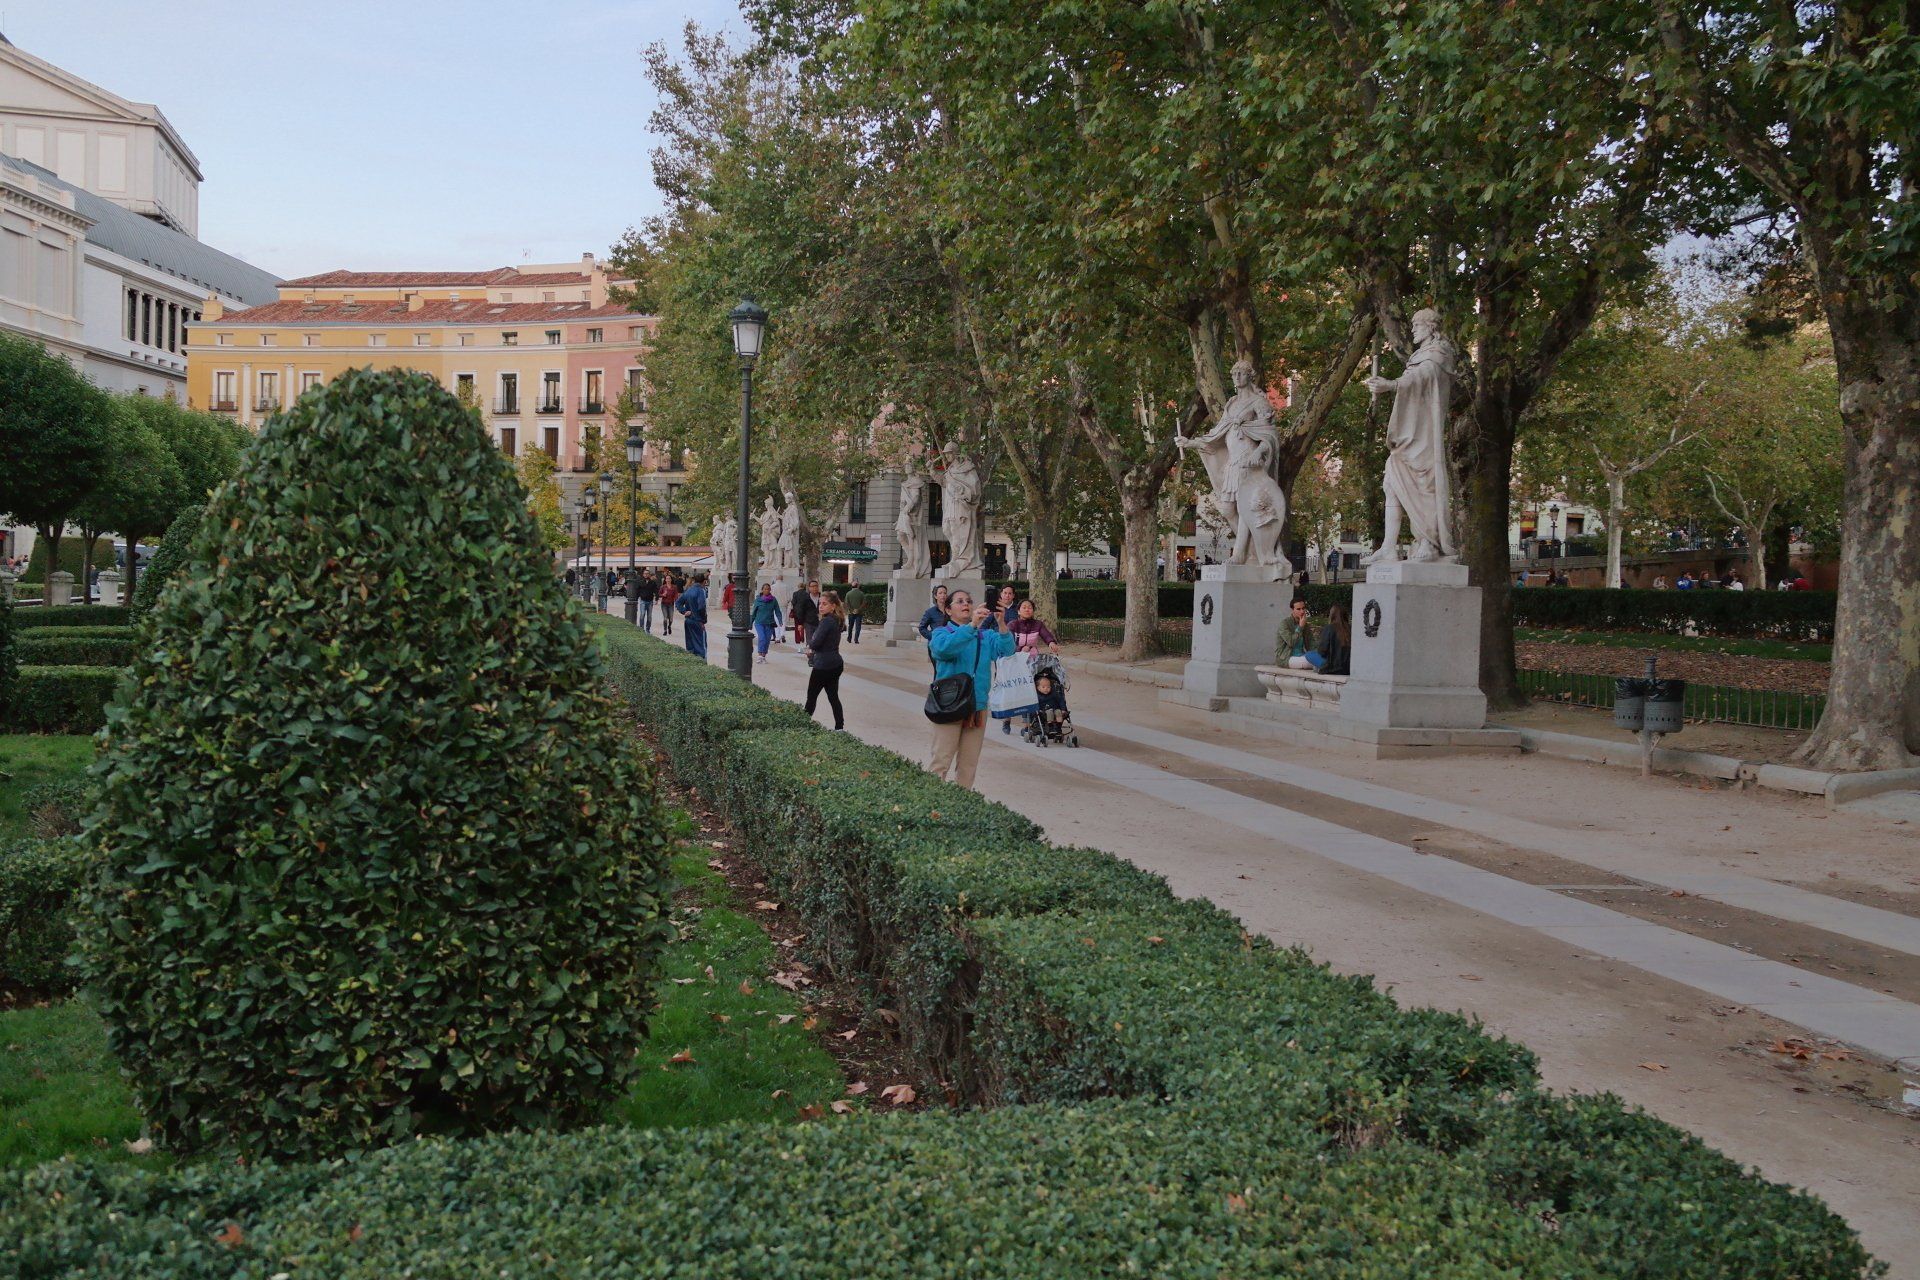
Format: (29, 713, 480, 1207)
(1020, 652, 1079, 747)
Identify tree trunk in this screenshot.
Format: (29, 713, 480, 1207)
(36, 521, 62, 594)
(1604, 472, 1626, 589)
(1117, 490, 1160, 662)
(1792, 349, 1920, 770)
(81, 532, 101, 604)
(1026, 511, 1060, 628)
(1743, 523, 1767, 595)
(1461, 410, 1525, 709)
(1761, 516, 1791, 591)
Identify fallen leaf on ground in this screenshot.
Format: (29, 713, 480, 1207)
(802, 1016, 819, 1031)
(846, 1081, 869, 1095)
(1458, 974, 1482, 981)
(754, 901, 780, 912)
(875, 1008, 899, 1025)
(830, 1100, 855, 1114)
(710, 1013, 731, 1025)
(881, 1083, 918, 1106)
(707, 858, 726, 870)
(838, 1028, 858, 1041)
(348, 1223, 364, 1243)
(1226, 1193, 1249, 1213)
(775, 1014, 797, 1025)
(797, 1104, 825, 1120)
(770, 1089, 789, 1099)
(703, 965, 715, 982)
(670, 978, 696, 985)
(1638, 1062, 1667, 1071)
(668, 1050, 696, 1065)
(1146, 936, 1166, 945)
(123, 1137, 154, 1155)
(214, 1223, 245, 1249)
(738, 980, 755, 995)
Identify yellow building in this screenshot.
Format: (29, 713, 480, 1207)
(183, 255, 691, 537)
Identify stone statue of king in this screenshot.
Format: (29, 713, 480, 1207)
(1361, 308, 1459, 565)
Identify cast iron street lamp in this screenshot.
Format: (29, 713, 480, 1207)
(1548, 503, 1562, 557)
(726, 297, 768, 679)
(597, 470, 615, 612)
(577, 488, 595, 599)
(625, 429, 644, 623)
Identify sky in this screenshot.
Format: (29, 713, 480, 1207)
(8, 0, 745, 279)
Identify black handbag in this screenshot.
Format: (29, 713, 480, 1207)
(924, 633, 980, 723)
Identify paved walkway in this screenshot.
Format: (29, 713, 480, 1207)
(656, 623, 1920, 1270)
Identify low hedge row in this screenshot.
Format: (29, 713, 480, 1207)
(0, 833, 90, 991)
(992, 578, 1837, 640)
(0, 666, 121, 732)
(12, 605, 131, 630)
(12, 627, 136, 668)
(0, 616, 1874, 1276)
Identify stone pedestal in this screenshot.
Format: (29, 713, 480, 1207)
(882, 570, 935, 646)
(1178, 564, 1290, 701)
(46, 570, 73, 607)
(97, 569, 122, 607)
(1339, 560, 1487, 729)
(0, 569, 14, 604)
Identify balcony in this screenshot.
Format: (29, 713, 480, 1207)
(536, 399, 564, 415)
(570, 453, 594, 473)
(212, 399, 237, 412)
(579, 398, 605, 416)
(254, 398, 280, 413)
(494, 398, 521, 415)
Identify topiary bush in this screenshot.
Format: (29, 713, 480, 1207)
(0, 834, 94, 992)
(2, 666, 122, 732)
(128, 503, 203, 625)
(14, 627, 135, 667)
(0, 591, 14, 720)
(81, 367, 676, 1160)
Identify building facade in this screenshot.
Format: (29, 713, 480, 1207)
(182, 260, 685, 540)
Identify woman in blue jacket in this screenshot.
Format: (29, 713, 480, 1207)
(915, 584, 950, 667)
(926, 590, 1016, 789)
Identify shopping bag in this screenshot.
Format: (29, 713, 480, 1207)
(988, 654, 1041, 719)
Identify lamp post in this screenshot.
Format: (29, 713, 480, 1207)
(1548, 503, 1562, 558)
(577, 488, 594, 600)
(597, 470, 615, 612)
(726, 297, 768, 679)
(625, 429, 644, 623)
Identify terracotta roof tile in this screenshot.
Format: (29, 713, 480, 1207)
(194, 299, 652, 327)
(280, 268, 515, 288)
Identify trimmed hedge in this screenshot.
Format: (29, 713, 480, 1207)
(0, 666, 121, 732)
(0, 835, 91, 991)
(12, 627, 135, 667)
(0, 617, 1877, 1277)
(0, 591, 14, 717)
(12, 604, 130, 630)
(128, 503, 203, 624)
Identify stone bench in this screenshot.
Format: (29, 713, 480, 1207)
(1255, 665, 1347, 710)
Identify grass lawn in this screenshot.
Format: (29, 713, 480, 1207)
(1515, 627, 1831, 662)
(0, 735, 96, 841)
(0, 847, 846, 1169)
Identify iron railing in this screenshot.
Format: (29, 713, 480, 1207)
(1515, 668, 1826, 733)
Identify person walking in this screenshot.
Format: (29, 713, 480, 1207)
(926, 591, 1015, 789)
(751, 583, 783, 661)
(790, 580, 819, 646)
(844, 581, 866, 644)
(659, 573, 679, 634)
(676, 572, 710, 659)
(1007, 599, 1058, 655)
(636, 570, 658, 632)
(804, 590, 847, 730)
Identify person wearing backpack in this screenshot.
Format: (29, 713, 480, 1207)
(925, 590, 1015, 789)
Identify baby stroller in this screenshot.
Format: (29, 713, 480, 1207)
(1019, 652, 1080, 748)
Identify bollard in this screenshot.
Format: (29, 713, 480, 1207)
(98, 569, 122, 608)
(46, 569, 73, 606)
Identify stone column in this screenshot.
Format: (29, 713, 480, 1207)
(0, 568, 14, 604)
(97, 569, 122, 607)
(882, 570, 935, 647)
(46, 570, 74, 606)
(1338, 561, 1488, 729)
(1176, 563, 1291, 702)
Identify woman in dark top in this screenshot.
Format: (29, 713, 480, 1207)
(1315, 603, 1353, 676)
(805, 590, 846, 730)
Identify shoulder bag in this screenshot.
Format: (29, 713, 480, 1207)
(925, 632, 981, 724)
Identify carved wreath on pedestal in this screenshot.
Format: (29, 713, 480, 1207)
(1362, 598, 1382, 638)
(1199, 593, 1215, 626)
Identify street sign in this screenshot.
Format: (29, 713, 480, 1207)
(823, 541, 878, 563)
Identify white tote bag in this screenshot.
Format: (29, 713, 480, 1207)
(988, 654, 1041, 719)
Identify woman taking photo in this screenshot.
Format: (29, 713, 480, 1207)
(926, 590, 1015, 789)
(750, 583, 783, 662)
(804, 590, 847, 731)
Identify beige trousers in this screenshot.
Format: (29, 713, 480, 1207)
(928, 712, 988, 788)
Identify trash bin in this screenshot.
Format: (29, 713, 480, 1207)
(1643, 678, 1688, 734)
(1613, 678, 1648, 731)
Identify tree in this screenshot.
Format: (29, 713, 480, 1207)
(1650, 0, 1920, 769)
(71, 396, 188, 601)
(515, 446, 570, 552)
(0, 334, 115, 584)
(83, 368, 675, 1159)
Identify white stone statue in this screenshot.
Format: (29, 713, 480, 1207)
(778, 485, 805, 579)
(937, 444, 983, 577)
(1361, 309, 1458, 564)
(895, 470, 931, 578)
(711, 513, 737, 583)
(756, 495, 782, 578)
(1175, 358, 1288, 573)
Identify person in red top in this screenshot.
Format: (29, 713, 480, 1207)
(658, 574, 679, 635)
(720, 577, 737, 616)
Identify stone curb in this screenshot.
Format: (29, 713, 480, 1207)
(1077, 658, 1185, 690)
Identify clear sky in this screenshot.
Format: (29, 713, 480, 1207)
(7, 0, 745, 279)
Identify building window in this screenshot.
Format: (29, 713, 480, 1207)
(586, 328, 603, 343)
(500, 293, 513, 302)
(414, 333, 430, 346)
(849, 481, 868, 524)
(458, 332, 474, 346)
(543, 292, 555, 302)
(629, 325, 644, 340)
(499, 427, 517, 457)
(342, 294, 355, 305)
(216, 333, 231, 346)
(540, 371, 562, 413)
(213, 371, 236, 410)
(256, 372, 280, 411)
(498, 373, 519, 414)
(545, 330, 561, 345)
(455, 372, 476, 403)
(627, 367, 645, 393)
(303, 333, 318, 347)
(583, 370, 603, 414)
(502, 332, 518, 346)
(368, 334, 386, 348)
(167, 306, 178, 352)
(543, 425, 560, 459)
(301, 372, 321, 393)
(261, 333, 276, 346)
(125, 290, 137, 340)
(665, 483, 681, 519)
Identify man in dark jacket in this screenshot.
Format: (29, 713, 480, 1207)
(790, 581, 820, 644)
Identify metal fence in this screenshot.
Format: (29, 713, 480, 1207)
(1516, 668, 1826, 733)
